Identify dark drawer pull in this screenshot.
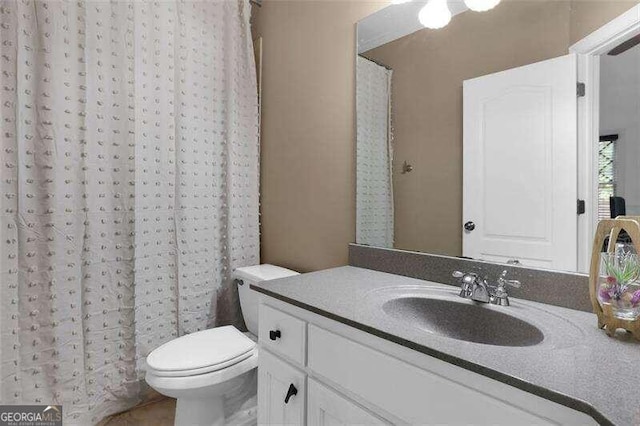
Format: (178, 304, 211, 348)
(284, 383, 297, 404)
(269, 329, 281, 341)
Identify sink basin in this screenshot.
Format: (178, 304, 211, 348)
(382, 297, 545, 347)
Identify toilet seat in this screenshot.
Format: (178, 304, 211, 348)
(145, 350, 258, 398)
(146, 326, 256, 378)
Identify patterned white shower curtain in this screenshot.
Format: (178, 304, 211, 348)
(356, 56, 394, 248)
(0, 0, 259, 423)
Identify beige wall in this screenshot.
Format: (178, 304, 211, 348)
(251, 1, 385, 272)
(252, 0, 638, 271)
(570, 0, 639, 45)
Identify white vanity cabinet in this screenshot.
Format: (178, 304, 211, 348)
(257, 298, 597, 426)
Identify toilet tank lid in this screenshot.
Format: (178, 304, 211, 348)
(234, 264, 299, 282)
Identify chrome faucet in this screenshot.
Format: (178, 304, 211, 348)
(453, 270, 521, 306)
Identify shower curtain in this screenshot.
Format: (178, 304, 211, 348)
(356, 56, 394, 248)
(0, 0, 259, 423)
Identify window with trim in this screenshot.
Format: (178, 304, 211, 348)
(598, 134, 618, 220)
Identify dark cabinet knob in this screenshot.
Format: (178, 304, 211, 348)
(269, 329, 281, 341)
(464, 221, 476, 232)
(284, 383, 297, 404)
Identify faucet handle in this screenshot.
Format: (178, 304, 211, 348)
(497, 270, 521, 288)
(452, 271, 478, 283)
(453, 271, 477, 299)
(490, 270, 521, 306)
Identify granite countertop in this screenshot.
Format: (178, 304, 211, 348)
(251, 266, 640, 426)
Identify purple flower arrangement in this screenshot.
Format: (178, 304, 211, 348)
(598, 253, 640, 320)
(599, 277, 640, 306)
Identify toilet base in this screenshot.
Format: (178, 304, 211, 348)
(175, 397, 224, 426)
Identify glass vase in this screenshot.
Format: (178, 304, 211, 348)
(598, 252, 640, 320)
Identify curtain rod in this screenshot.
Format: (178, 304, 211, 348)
(250, 0, 262, 7)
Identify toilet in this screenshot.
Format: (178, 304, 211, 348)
(145, 264, 299, 426)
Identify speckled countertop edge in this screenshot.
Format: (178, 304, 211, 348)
(251, 266, 640, 426)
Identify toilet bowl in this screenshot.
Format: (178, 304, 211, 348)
(144, 264, 299, 426)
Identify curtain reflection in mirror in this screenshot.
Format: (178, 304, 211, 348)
(356, 57, 394, 248)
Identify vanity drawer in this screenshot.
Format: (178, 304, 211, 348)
(259, 304, 306, 366)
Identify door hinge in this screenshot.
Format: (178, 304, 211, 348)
(577, 199, 586, 215)
(577, 82, 586, 97)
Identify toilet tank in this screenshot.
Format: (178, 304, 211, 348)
(234, 264, 299, 335)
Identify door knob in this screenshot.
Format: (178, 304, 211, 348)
(284, 383, 297, 404)
(269, 330, 281, 341)
(464, 221, 476, 232)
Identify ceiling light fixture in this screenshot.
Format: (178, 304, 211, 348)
(418, 0, 452, 29)
(464, 0, 501, 12)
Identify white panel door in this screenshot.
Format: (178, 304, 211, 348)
(258, 349, 306, 425)
(463, 54, 578, 271)
(307, 379, 388, 426)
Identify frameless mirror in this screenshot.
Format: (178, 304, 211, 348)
(356, 0, 640, 274)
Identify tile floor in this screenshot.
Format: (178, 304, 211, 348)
(98, 398, 176, 426)
(98, 392, 257, 425)
(99, 370, 257, 425)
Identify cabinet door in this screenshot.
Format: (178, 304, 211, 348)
(307, 379, 388, 426)
(258, 349, 306, 425)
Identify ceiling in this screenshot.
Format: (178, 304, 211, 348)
(357, 1, 469, 54)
